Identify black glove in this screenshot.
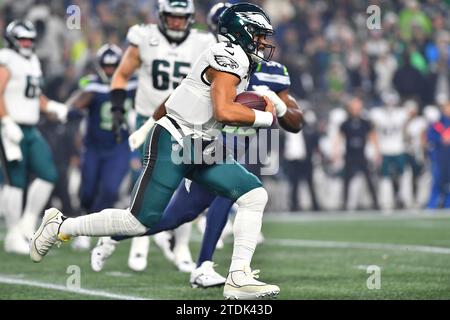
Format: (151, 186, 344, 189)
(112, 109, 125, 143)
(110, 89, 127, 143)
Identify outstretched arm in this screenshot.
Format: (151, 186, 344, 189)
(65, 90, 94, 111)
(39, 95, 69, 123)
(276, 90, 303, 133)
(111, 45, 141, 90)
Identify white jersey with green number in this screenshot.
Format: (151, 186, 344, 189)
(370, 106, 409, 155)
(127, 24, 216, 117)
(162, 41, 251, 141)
(0, 48, 42, 125)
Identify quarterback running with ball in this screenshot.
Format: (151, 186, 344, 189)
(31, 3, 280, 300)
(90, 2, 303, 291)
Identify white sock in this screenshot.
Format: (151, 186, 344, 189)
(3, 185, 23, 229)
(129, 236, 150, 255)
(229, 187, 268, 272)
(59, 208, 147, 237)
(196, 215, 206, 235)
(379, 178, 394, 210)
(173, 222, 192, 260)
(174, 222, 192, 251)
(20, 179, 54, 234)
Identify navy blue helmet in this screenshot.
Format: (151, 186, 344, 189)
(207, 2, 232, 34)
(96, 44, 123, 82)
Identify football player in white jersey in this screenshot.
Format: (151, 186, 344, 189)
(108, 0, 217, 273)
(31, 2, 281, 300)
(370, 91, 410, 209)
(404, 100, 428, 207)
(0, 20, 68, 254)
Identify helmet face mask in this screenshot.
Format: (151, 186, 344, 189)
(245, 26, 275, 63)
(158, 0, 195, 43)
(5, 20, 37, 58)
(218, 3, 275, 63)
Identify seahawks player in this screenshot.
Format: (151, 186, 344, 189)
(111, 0, 216, 272)
(90, 2, 302, 289)
(0, 20, 68, 254)
(31, 3, 282, 300)
(66, 44, 136, 250)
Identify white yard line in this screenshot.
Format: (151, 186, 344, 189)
(263, 210, 450, 222)
(265, 239, 450, 255)
(105, 271, 134, 277)
(0, 275, 149, 300)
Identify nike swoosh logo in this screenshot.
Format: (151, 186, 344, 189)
(224, 49, 234, 56)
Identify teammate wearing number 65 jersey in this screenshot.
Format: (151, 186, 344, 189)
(0, 20, 68, 255)
(110, 0, 216, 273)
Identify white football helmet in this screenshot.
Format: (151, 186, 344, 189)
(157, 0, 195, 43)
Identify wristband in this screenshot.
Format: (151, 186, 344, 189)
(252, 110, 275, 128)
(110, 89, 127, 112)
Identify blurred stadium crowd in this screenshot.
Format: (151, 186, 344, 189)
(1, 0, 449, 213)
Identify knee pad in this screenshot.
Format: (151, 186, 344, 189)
(236, 187, 268, 212)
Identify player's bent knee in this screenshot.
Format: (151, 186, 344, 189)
(236, 187, 268, 212)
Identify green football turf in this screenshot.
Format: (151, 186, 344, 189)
(1, 212, 450, 300)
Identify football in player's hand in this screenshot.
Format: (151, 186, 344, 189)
(234, 91, 267, 111)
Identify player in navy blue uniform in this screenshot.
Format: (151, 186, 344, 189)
(90, 4, 303, 288)
(68, 44, 136, 249)
(426, 101, 450, 209)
